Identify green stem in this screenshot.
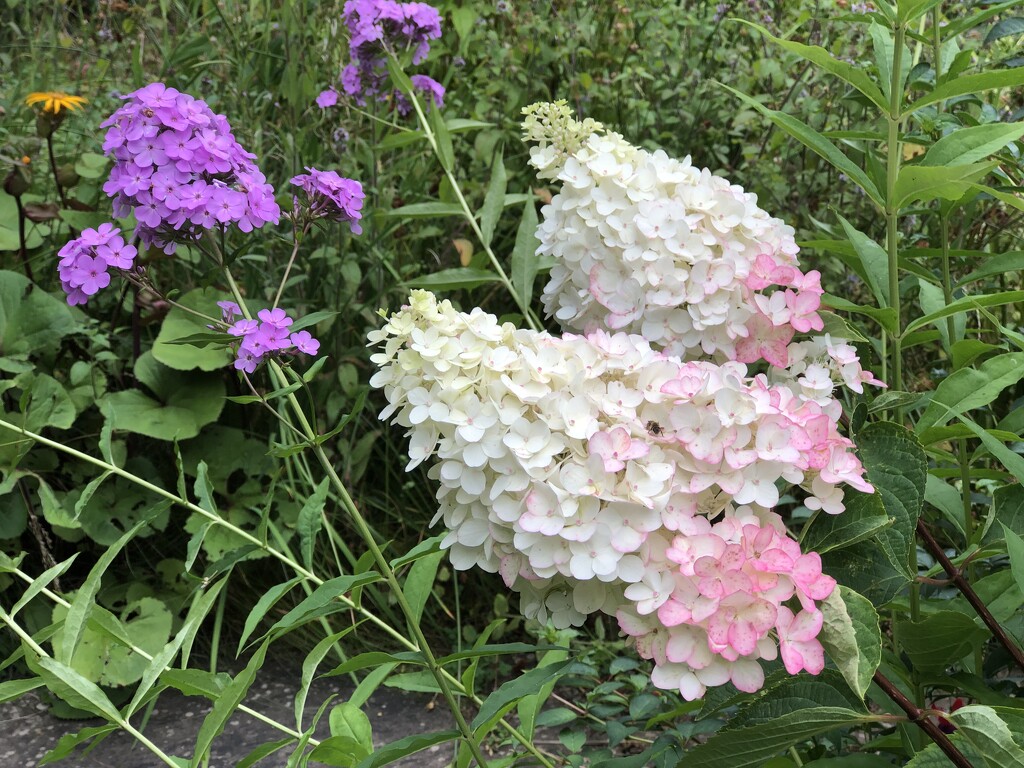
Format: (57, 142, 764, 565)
(400, 63, 543, 332)
(886, 23, 906, 410)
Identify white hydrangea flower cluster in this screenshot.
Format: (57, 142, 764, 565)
(369, 291, 874, 699)
(525, 106, 828, 365)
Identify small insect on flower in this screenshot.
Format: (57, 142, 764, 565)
(646, 420, 663, 436)
(25, 91, 88, 114)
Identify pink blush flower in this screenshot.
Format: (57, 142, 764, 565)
(776, 607, 826, 674)
(588, 427, 649, 472)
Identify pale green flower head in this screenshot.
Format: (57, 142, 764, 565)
(521, 100, 604, 179)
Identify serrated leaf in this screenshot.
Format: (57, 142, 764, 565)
(819, 587, 881, 699)
(948, 705, 1024, 767)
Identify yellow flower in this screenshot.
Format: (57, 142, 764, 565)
(25, 91, 87, 114)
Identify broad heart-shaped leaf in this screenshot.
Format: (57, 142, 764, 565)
(803, 485, 894, 555)
(821, 423, 925, 605)
(946, 705, 1024, 767)
(720, 85, 883, 206)
(102, 351, 225, 441)
(738, 21, 887, 110)
(819, 587, 881, 700)
(675, 707, 877, 768)
(152, 288, 232, 371)
(0, 271, 78, 358)
(916, 352, 1024, 433)
(51, 597, 173, 687)
(894, 162, 997, 208)
(893, 611, 988, 675)
(922, 122, 1024, 167)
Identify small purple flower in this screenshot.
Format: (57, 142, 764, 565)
(257, 307, 293, 328)
(397, 75, 445, 115)
(290, 167, 365, 233)
(316, 89, 339, 109)
(290, 330, 320, 355)
(55, 224, 134, 305)
(218, 300, 242, 322)
(228, 318, 259, 336)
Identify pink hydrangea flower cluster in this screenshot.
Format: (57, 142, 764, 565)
(290, 168, 365, 233)
(521, 102, 826, 366)
(317, 0, 444, 113)
(221, 303, 321, 373)
(369, 291, 875, 698)
(100, 82, 280, 254)
(57, 223, 137, 305)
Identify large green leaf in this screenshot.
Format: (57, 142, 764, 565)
(0, 270, 78, 357)
(906, 67, 1024, 113)
(835, 215, 889, 307)
(328, 702, 374, 754)
(102, 352, 225, 441)
(893, 162, 995, 208)
(478, 149, 507, 248)
(675, 707, 876, 768)
(152, 288, 232, 371)
(802, 489, 894, 555)
(354, 730, 460, 768)
(510, 197, 541, 309)
(922, 122, 1024, 167)
(947, 705, 1024, 767)
(917, 352, 1024, 432)
(819, 587, 881, 700)
(893, 611, 988, 675)
(471, 659, 573, 729)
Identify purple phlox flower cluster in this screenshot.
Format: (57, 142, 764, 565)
(57, 223, 138, 306)
(290, 167, 365, 233)
(100, 82, 280, 255)
(325, 0, 443, 111)
(221, 304, 321, 373)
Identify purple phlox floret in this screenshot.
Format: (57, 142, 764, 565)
(56, 224, 137, 306)
(290, 167, 365, 233)
(396, 75, 445, 115)
(316, 89, 339, 109)
(226, 307, 321, 372)
(100, 82, 281, 254)
(338, 0, 442, 108)
(218, 300, 242, 322)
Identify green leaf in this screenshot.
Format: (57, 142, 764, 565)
(266, 573, 382, 638)
(817, 310, 869, 343)
(323, 651, 425, 677)
(10, 554, 78, 618)
(389, 535, 442, 569)
(802, 490, 894, 554)
(985, 17, 1024, 45)
(471, 660, 572, 729)
(38, 724, 118, 765)
(152, 288, 232, 371)
(955, 413, 1024, 478)
(739, 21, 887, 110)
(103, 352, 225, 441)
(307, 736, 370, 767)
(903, 290, 1024, 334)
(33, 656, 121, 721)
(835, 214, 888, 306)
(0, 271, 77, 357)
(291, 311, 339, 333)
(720, 85, 883, 206)
(437, 643, 566, 666)
(956, 251, 1024, 287)
(354, 730, 459, 768)
(59, 515, 158, 665)
(925, 474, 967, 538)
(383, 201, 463, 218)
(819, 587, 881, 699)
(429, 104, 454, 173)
(821, 294, 898, 335)
(159, 668, 231, 700)
(192, 641, 269, 765)
(922, 123, 1024, 167)
(947, 705, 1024, 767)
(383, 670, 441, 693)
(479, 150, 507, 248)
(510, 197, 541, 312)
(917, 352, 1024, 433)
(57, 209, 110, 231)
(897, 0, 944, 24)
(296, 626, 362, 731)
(869, 21, 896, 103)
(404, 267, 503, 291)
(298, 478, 330, 570)
(236, 739, 293, 768)
(329, 702, 374, 753)
(403, 549, 443, 627)
(1001, 523, 1024, 597)
(893, 611, 988, 674)
(349, 663, 397, 709)
(907, 67, 1024, 113)
(0, 676, 42, 702)
(893, 163, 995, 208)
(675, 707, 876, 768)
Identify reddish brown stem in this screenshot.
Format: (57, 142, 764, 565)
(917, 519, 1024, 673)
(13, 195, 33, 282)
(872, 671, 974, 768)
(46, 134, 68, 209)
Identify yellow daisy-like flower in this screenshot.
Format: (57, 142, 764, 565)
(25, 91, 87, 114)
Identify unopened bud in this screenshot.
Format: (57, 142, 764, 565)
(3, 166, 30, 197)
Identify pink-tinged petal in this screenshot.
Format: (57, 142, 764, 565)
(728, 620, 759, 656)
(799, 639, 826, 674)
(790, 609, 824, 642)
(498, 556, 518, 588)
(780, 641, 806, 674)
(730, 659, 765, 693)
(657, 598, 691, 627)
(665, 631, 697, 663)
(678, 672, 705, 701)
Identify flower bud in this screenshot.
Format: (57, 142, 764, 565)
(56, 163, 80, 188)
(3, 166, 30, 197)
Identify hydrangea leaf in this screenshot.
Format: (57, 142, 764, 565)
(893, 611, 988, 675)
(819, 587, 881, 700)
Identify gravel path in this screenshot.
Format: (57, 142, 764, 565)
(1, 661, 456, 767)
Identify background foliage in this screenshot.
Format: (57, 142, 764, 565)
(1, 0, 1024, 766)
